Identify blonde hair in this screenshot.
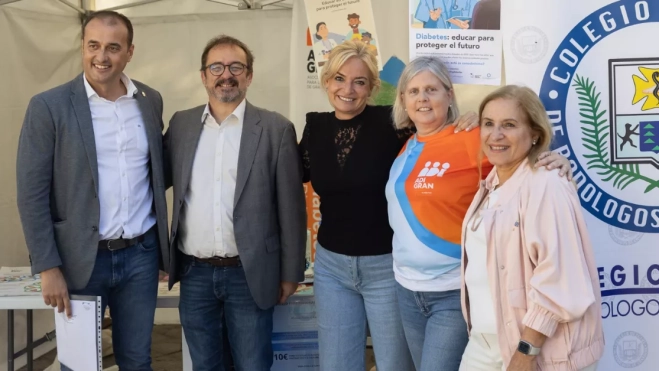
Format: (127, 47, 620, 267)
(393, 56, 459, 129)
(478, 85, 553, 166)
(320, 40, 381, 101)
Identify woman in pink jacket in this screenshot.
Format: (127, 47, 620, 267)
(459, 85, 604, 371)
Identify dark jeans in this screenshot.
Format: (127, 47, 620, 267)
(178, 255, 274, 371)
(63, 227, 159, 371)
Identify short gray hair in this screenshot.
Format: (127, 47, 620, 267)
(393, 56, 459, 129)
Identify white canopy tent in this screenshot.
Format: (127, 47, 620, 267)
(0, 1, 296, 369)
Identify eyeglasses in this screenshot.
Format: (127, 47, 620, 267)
(202, 62, 248, 76)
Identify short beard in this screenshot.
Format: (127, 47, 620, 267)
(216, 88, 245, 103)
(206, 78, 246, 103)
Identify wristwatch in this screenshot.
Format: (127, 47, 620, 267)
(517, 340, 541, 356)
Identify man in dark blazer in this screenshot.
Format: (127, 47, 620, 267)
(16, 11, 168, 371)
(164, 35, 307, 371)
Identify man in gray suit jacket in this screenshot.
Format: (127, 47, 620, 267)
(16, 11, 168, 371)
(163, 35, 307, 371)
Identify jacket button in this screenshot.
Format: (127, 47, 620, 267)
(499, 265, 505, 270)
(92, 226, 98, 232)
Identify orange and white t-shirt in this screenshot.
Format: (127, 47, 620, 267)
(385, 127, 492, 292)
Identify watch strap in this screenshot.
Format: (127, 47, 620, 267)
(517, 340, 541, 356)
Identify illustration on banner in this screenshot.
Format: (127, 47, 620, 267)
(539, 0, 659, 233)
(304, 0, 381, 77)
(411, 0, 500, 30)
(409, 0, 502, 85)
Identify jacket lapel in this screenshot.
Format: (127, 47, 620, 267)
(70, 74, 99, 194)
(180, 107, 206, 196)
(234, 101, 262, 206)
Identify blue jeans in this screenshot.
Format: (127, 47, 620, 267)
(178, 254, 274, 371)
(63, 227, 159, 371)
(396, 283, 469, 371)
(314, 244, 414, 371)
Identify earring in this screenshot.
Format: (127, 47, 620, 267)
(532, 139, 537, 145)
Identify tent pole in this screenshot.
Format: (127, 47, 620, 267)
(206, 0, 241, 8)
(205, 0, 291, 10)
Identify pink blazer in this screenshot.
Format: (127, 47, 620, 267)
(460, 159, 604, 370)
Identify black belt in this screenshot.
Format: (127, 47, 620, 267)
(194, 256, 241, 267)
(99, 233, 147, 251)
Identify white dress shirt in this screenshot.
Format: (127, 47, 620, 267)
(84, 73, 156, 240)
(178, 99, 246, 258)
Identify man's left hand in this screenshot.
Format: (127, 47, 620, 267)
(278, 281, 299, 304)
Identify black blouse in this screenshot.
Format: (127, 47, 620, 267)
(299, 105, 412, 256)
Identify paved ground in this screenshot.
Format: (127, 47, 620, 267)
(19, 325, 376, 371)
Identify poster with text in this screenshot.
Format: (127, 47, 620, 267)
(409, 0, 501, 85)
(304, 0, 382, 78)
(502, 0, 659, 369)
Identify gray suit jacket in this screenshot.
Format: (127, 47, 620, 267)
(16, 73, 169, 290)
(164, 102, 306, 310)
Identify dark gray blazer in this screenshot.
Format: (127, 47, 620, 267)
(164, 102, 306, 310)
(16, 73, 169, 290)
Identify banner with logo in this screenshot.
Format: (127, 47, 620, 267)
(409, 0, 502, 85)
(303, 0, 382, 78)
(502, 1, 659, 369)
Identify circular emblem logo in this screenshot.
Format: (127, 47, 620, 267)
(608, 225, 644, 245)
(510, 26, 549, 64)
(613, 331, 648, 368)
(539, 0, 659, 234)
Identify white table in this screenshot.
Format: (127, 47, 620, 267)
(2, 281, 318, 371)
(1, 285, 180, 371)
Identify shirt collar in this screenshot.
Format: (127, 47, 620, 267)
(201, 98, 247, 125)
(83, 73, 138, 99)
